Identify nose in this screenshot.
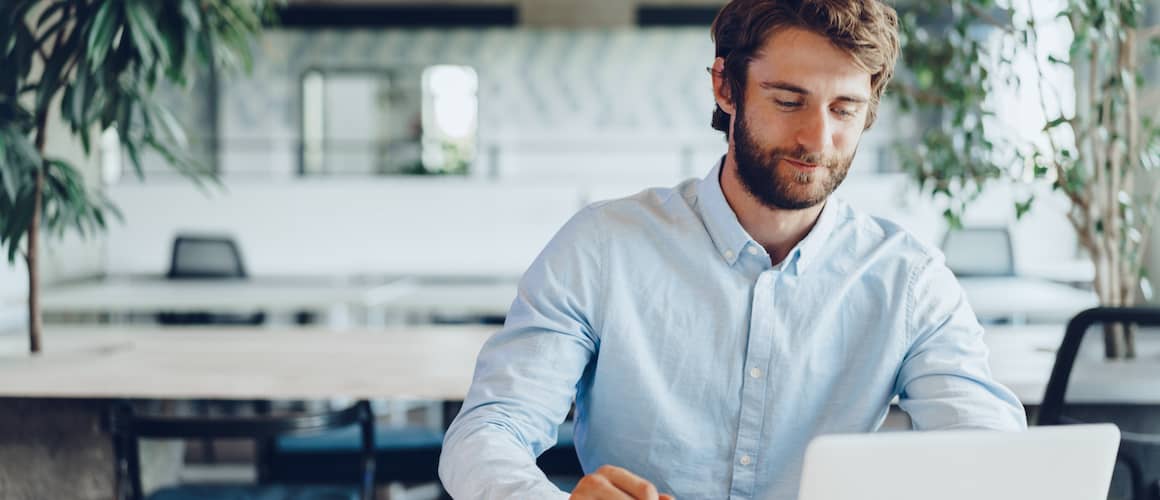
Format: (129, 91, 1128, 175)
(794, 108, 831, 155)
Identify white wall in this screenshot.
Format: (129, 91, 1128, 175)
(101, 169, 1090, 282)
(105, 179, 587, 278)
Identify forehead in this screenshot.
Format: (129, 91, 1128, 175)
(747, 26, 871, 98)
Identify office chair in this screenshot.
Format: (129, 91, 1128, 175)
(267, 403, 582, 495)
(158, 234, 265, 326)
(108, 400, 376, 500)
(1037, 307, 1160, 500)
(941, 226, 1016, 277)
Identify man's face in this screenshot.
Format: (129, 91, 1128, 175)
(720, 27, 872, 210)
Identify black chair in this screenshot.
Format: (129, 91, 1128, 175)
(1037, 307, 1160, 500)
(266, 425, 444, 486)
(108, 400, 376, 500)
(158, 234, 265, 326)
(267, 402, 582, 494)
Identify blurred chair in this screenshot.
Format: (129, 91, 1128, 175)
(158, 234, 265, 326)
(167, 234, 247, 279)
(267, 404, 582, 495)
(109, 400, 376, 500)
(1037, 307, 1160, 500)
(266, 424, 444, 488)
(941, 226, 1015, 277)
(158, 234, 265, 325)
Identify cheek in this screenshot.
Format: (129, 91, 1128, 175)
(744, 112, 793, 146)
(832, 128, 862, 155)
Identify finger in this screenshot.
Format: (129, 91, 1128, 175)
(596, 465, 660, 500)
(572, 473, 634, 500)
(659, 495, 675, 500)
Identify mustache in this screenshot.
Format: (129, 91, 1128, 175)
(768, 146, 836, 168)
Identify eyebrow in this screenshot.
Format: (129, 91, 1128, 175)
(759, 80, 869, 104)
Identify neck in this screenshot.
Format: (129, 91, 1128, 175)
(719, 152, 825, 265)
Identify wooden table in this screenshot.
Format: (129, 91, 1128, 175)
(2, 323, 1158, 499)
(3, 323, 1159, 406)
(0, 325, 493, 400)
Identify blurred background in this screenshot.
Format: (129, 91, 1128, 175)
(6, 0, 1148, 315)
(2, 1, 1160, 499)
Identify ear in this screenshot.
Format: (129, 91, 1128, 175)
(711, 57, 736, 115)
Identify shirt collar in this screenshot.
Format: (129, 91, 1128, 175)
(695, 157, 842, 274)
(793, 194, 841, 274)
(696, 159, 755, 267)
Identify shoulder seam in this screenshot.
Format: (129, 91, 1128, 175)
(905, 253, 935, 346)
(591, 204, 609, 346)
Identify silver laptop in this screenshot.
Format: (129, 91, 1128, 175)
(798, 424, 1120, 500)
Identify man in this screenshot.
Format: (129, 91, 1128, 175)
(440, 0, 1027, 498)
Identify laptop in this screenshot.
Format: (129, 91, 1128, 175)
(797, 424, 1121, 500)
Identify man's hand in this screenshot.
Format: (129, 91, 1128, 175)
(569, 465, 675, 500)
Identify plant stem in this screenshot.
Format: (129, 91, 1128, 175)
(25, 0, 73, 355)
(964, 2, 1016, 34)
(28, 108, 47, 355)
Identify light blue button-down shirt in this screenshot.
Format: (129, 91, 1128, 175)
(440, 162, 1027, 500)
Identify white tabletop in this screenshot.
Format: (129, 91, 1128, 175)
(25, 276, 1098, 330)
(1018, 259, 1095, 284)
(369, 278, 1100, 326)
(961, 277, 1098, 322)
(985, 324, 1160, 405)
(381, 281, 519, 317)
(2, 324, 1158, 405)
(23, 277, 414, 314)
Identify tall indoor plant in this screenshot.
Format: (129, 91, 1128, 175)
(895, 0, 1160, 358)
(0, 0, 270, 353)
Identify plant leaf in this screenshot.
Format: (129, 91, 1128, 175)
(86, 1, 119, 69)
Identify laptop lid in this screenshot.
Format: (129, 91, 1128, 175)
(797, 424, 1120, 500)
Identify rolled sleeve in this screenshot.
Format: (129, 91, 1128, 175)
(896, 255, 1028, 431)
(439, 205, 605, 499)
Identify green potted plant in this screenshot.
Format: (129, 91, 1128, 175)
(895, 0, 1160, 358)
(0, 0, 271, 354)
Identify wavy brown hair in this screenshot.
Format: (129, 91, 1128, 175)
(710, 0, 900, 138)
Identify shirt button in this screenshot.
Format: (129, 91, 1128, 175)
(724, 249, 735, 260)
(740, 455, 752, 465)
(747, 246, 759, 255)
(749, 367, 762, 378)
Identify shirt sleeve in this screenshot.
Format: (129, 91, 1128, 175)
(895, 254, 1028, 431)
(439, 205, 605, 500)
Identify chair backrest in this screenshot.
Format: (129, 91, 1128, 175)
(167, 235, 247, 279)
(108, 400, 376, 500)
(1037, 307, 1160, 500)
(941, 226, 1015, 277)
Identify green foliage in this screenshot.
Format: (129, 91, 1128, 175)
(895, 0, 1160, 265)
(0, 0, 272, 264)
(893, 2, 1019, 228)
(897, 0, 1160, 330)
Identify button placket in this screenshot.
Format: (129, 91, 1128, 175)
(730, 270, 776, 499)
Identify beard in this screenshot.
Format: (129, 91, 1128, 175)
(731, 104, 855, 211)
